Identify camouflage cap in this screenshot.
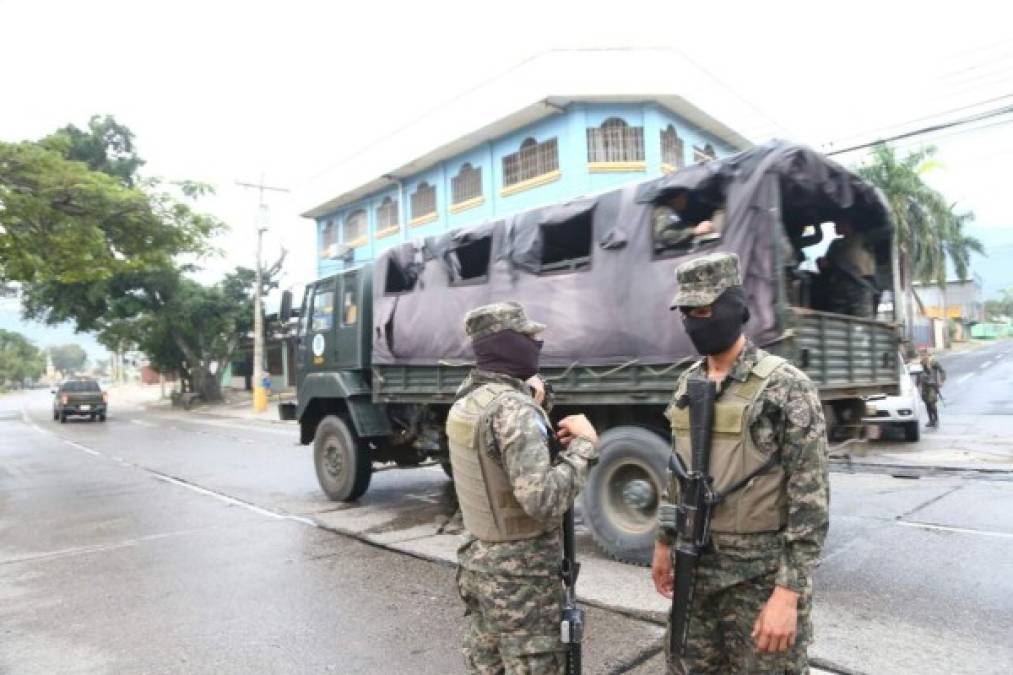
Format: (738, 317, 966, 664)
(670, 252, 742, 309)
(465, 302, 546, 340)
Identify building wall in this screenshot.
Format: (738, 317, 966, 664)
(915, 278, 985, 323)
(315, 101, 737, 278)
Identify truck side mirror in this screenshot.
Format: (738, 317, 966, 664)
(280, 290, 293, 323)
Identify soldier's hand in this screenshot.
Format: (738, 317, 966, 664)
(526, 375, 546, 407)
(556, 415, 599, 447)
(751, 586, 799, 653)
(651, 541, 674, 598)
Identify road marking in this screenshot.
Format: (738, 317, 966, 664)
(149, 473, 289, 520)
(63, 439, 101, 456)
(0, 528, 214, 566)
(957, 373, 975, 384)
(979, 361, 992, 371)
(896, 520, 1013, 539)
(130, 419, 156, 427)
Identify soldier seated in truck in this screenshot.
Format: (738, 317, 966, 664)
(653, 192, 724, 253)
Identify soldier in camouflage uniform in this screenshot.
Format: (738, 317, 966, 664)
(651, 252, 830, 674)
(447, 302, 600, 675)
(918, 348, 946, 428)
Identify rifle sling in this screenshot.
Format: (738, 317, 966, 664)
(707, 450, 781, 506)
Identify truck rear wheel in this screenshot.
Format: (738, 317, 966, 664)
(581, 426, 669, 566)
(314, 415, 372, 501)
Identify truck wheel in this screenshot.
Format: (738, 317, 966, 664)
(98, 413, 106, 423)
(582, 426, 669, 566)
(60, 412, 67, 424)
(314, 415, 371, 501)
(903, 421, 920, 442)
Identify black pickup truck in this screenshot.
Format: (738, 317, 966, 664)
(53, 378, 107, 423)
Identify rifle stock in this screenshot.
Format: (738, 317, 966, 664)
(669, 373, 717, 659)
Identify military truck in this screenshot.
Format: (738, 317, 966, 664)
(281, 142, 901, 565)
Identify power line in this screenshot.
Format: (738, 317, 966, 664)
(819, 93, 1013, 150)
(826, 103, 1013, 156)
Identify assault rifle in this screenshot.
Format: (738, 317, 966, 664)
(537, 380, 583, 674)
(667, 373, 717, 658)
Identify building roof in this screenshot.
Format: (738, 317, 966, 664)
(299, 49, 784, 219)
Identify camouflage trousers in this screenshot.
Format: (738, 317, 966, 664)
(665, 570, 812, 675)
(457, 567, 565, 675)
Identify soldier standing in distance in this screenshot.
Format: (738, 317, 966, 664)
(652, 252, 830, 674)
(918, 348, 947, 428)
(447, 302, 599, 674)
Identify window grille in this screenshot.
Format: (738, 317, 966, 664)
(320, 220, 336, 257)
(660, 125, 685, 169)
(377, 197, 399, 230)
(410, 182, 437, 219)
(343, 210, 367, 243)
(451, 163, 483, 204)
(587, 118, 644, 163)
(503, 137, 559, 187)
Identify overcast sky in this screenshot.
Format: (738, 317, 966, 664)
(3, 0, 1011, 315)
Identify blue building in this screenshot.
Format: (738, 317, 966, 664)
(301, 55, 755, 277)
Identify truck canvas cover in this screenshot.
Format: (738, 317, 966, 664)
(371, 141, 892, 368)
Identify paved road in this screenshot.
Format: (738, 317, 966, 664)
(4, 361, 1013, 674)
(0, 393, 663, 675)
(936, 338, 1013, 416)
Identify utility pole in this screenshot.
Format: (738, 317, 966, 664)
(236, 175, 290, 413)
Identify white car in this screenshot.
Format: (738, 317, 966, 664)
(864, 358, 923, 442)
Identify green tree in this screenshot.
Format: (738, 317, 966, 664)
(0, 330, 46, 387)
(855, 144, 985, 334)
(49, 343, 88, 375)
(0, 116, 220, 284)
(985, 288, 1013, 321)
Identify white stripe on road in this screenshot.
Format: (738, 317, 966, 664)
(149, 473, 290, 521)
(130, 419, 157, 427)
(957, 373, 975, 384)
(896, 520, 1013, 539)
(979, 361, 993, 371)
(63, 439, 101, 456)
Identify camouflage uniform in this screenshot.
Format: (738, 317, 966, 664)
(918, 354, 946, 427)
(823, 232, 877, 318)
(451, 303, 598, 675)
(661, 253, 830, 675)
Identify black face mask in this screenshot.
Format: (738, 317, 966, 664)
(681, 287, 749, 356)
(472, 330, 543, 380)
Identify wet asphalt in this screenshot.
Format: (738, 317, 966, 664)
(4, 337, 1013, 674)
(0, 392, 663, 675)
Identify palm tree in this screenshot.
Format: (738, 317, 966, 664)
(855, 144, 983, 341)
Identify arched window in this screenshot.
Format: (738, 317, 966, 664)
(376, 196, 399, 232)
(693, 143, 716, 164)
(502, 137, 559, 187)
(587, 117, 644, 163)
(410, 182, 437, 221)
(343, 209, 367, 244)
(660, 125, 685, 169)
(319, 219, 336, 258)
(451, 163, 483, 205)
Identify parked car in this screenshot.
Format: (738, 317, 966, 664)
(864, 358, 922, 441)
(53, 378, 107, 423)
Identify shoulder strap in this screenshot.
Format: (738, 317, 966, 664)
(752, 354, 788, 379)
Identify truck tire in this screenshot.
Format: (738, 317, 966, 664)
(60, 412, 67, 424)
(582, 426, 670, 566)
(903, 421, 920, 442)
(314, 415, 372, 501)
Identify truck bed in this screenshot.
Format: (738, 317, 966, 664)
(371, 309, 900, 405)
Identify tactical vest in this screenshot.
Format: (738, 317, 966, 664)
(446, 383, 549, 542)
(666, 354, 789, 534)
